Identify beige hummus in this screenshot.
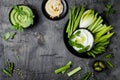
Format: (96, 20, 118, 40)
(45, 0, 63, 18)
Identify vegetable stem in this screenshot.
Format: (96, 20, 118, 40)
(55, 61, 72, 74)
(67, 66, 81, 77)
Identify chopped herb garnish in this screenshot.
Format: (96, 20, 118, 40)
(3, 32, 11, 40)
(55, 61, 72, 74)
(67, 66, 81, 77)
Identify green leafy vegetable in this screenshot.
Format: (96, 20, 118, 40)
(67, 66, 81, 77)
(80, 9, 96, 28)
(55, 61, 72, 74)
(3, 32, 11, 40)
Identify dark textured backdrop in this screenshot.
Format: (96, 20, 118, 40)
(0, 0, 120, 80)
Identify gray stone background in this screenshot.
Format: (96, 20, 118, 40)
(0, 0, 120, 80)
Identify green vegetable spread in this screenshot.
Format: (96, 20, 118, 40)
(10, 5, 35, 31)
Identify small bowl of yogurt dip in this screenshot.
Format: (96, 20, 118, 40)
(42, 0, 68, 20)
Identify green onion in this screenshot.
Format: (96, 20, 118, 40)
(67, 66, 81, 77)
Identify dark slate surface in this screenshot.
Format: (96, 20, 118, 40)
(0, 0, 120, 80)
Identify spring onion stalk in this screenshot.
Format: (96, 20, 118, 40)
(67, 66, 81, 77)
(79, 9, 95, 28)
(55, 61, 72, 74)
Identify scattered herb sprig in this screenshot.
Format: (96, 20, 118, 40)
(105, 3, 116, 16)
(3, 32, 16, 40)
(3, 60, 15, 77)
(3, 32, 11, 40)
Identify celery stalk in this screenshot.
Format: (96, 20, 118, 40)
(67, 66, 81, 77)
